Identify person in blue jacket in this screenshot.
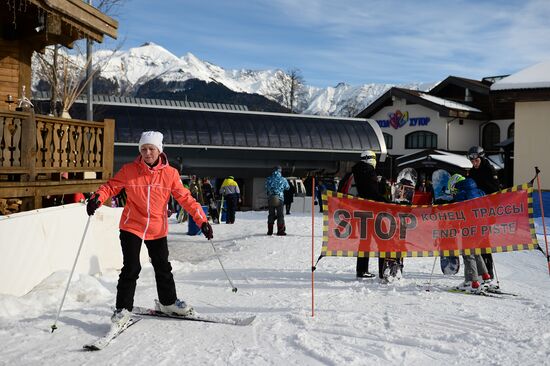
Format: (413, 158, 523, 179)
(448, 174, 497, 293)
(265, 166, 290, 235)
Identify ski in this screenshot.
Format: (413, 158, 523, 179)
(447, 288, 503, 298)
(83, 317, 141, 351)
(484, 288, 518, 296)
(132, 306, 256, 326)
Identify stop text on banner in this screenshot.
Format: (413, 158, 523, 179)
(321, 185, 538, 258)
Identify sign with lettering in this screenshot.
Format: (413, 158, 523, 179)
(321, 185, 538, 258)
(377, 109, 430, 129)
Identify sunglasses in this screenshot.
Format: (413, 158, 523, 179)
(467, 153, 480, 160)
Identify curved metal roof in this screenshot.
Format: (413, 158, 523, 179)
(85, 104, 386, 156)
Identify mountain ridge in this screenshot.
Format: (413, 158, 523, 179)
(33, 42, 436, 116)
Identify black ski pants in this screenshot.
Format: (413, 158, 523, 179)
(482, 253, 494, 279)
(225, 194, 238, 223)
(116, 230, 177, 311)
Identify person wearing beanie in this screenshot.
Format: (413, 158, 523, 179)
(265, 165, 290, 235)
(352, 150, 388, 279)
(86, 130, 214, 327)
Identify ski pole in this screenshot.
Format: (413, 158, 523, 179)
(492, 260, 500, 288)
(534, 167, 550, 276)
(208, 239, 237, 293)
(425, 256, 438, 291)
(51, 215, 92, 333)
(218, 196, 224, 223)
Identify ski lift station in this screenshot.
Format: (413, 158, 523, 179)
(63, 96, 387, 210)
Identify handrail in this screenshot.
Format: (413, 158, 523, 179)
(0, 110, 114, 181)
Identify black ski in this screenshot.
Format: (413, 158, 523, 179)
(83, 317, 141, 351)
(132, 306, 256, 326)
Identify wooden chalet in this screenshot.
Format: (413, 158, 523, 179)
(0, 0, 118, 213)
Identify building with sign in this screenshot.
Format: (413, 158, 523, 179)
(357, 76, 515, 183)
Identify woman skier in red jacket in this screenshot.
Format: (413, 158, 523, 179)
(86, 131, 213, 326)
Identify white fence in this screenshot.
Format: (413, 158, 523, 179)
(0, 204, 146, 297)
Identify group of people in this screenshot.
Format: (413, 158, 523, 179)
(350, 146, 501, 293)
(83, 129, 501, 330)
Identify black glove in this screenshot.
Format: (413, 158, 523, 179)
(201, 222, 213, 240)
(86, 194, 101, 216)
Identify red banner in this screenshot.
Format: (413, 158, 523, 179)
(321, 185, 538, 258)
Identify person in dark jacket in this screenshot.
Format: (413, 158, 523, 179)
(284, 180, 296, 215)
(467, 146, 500, 278)
(352, 150, 387, 279)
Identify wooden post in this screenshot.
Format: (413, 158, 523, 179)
(20, 111, 36, 183)
(102, 118, 114, 180)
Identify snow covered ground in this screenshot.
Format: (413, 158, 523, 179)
(1, 210, 549, 365)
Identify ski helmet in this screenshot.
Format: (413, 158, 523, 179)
(360, 150, 377, 168)
(467, 146, 485, 160)
(447, 174, 465, 195)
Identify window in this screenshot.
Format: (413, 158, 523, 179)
(383, 132, 393, 149)
(482, 123, 500, 151)
(405, 131, 437, 149)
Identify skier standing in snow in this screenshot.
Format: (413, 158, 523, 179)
(352, 150, 388, 279)
(201, 178, 219, 224)
(219, 175, 240, 224)
(447, 174, 497, 293)
(467, 146, 500, 279)
(284, 180, 296, 215)
(315, 179, 326, 213)
(86, 131, 214, 326)
(265, 166, 290, 235)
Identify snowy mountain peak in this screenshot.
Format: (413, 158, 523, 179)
(34, 44, 435, 115)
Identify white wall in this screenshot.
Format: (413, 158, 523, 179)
(292, 196, 314, 213)
(0, 204, 147, 297)
(514, 101, 550, 190)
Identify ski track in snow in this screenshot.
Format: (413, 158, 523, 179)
(0, 211, 549, 365)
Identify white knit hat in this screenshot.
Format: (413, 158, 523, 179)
(138, 131, 163, 152)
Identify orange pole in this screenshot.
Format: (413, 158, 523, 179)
(535, 170, 550, 276)
(311, 176, 315, 317)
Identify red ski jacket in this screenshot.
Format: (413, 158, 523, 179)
(95, 154, 207, 240)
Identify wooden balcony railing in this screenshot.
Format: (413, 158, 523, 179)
(0, 109, 114, 211)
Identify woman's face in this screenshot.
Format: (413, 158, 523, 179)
(470, 157, 481, 169)
(140, 144, 160, 165)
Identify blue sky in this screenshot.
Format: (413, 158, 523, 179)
(104, 0, 550, 87)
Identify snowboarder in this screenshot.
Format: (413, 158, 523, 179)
(467, 145, 500, 278)
(265, 166, 290, 235)
(352, 150, 388, 279)
(86, 131, 214, 328)
(447, 173, 497, 293)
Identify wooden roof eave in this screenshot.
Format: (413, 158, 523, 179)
(430, 76, 490, 96)
(30, 0, 118, 42)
